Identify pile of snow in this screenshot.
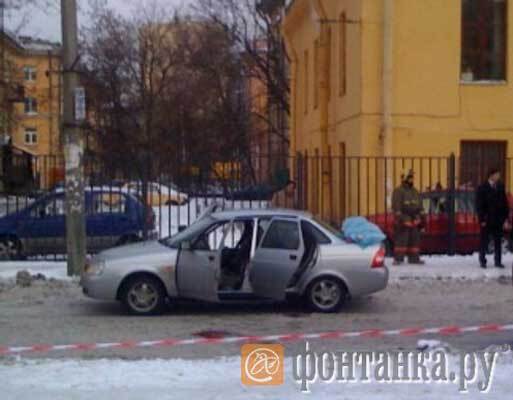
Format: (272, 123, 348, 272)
(388, 254, 513, 283)
(1, 352, 513, 400)
(0, 262, 68, 282)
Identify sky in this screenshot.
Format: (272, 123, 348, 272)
(5, 0, 193, 42)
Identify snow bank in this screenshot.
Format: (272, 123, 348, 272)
(0, 261, 68, 281)
(0, 253, 511, 284)
(2, 352, 513, 400)
(388, 254, 513, 283)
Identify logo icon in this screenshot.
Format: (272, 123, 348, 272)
(241, 344, 284, 386)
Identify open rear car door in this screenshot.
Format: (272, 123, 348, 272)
(249, 218, 304, 300)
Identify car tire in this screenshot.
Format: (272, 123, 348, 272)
(120, 275, 167, 316)
(305, 276, 348, 313)
(0, 236, 21, 261)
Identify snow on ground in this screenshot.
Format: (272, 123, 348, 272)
(388, 254, 513, 283)
(0, 255, 510, 283)
(0, 261, 68, 281)
(2, 350, 513, 400)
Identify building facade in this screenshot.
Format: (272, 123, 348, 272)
(1, 32, 61, 157)
(283, 0, 513, 221)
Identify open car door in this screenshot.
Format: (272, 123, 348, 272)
(249, 218, 304, 300)
(176, 220, 230, 302)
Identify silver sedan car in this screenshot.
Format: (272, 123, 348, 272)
(81, 208, 388, 315)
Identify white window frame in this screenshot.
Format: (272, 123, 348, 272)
(24, 97, 38, 115)
(24, 128, 38, 145)
(23, 66, 37, 82)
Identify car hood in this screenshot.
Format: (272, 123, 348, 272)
(98, 240, 173, 262)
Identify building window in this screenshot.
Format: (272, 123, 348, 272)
(24, 97, 38, 114)
(339, 12, 347, 95)
(24, 128, 38, 145)
(23, 66, 37, 82)
(461, 0, 507, 82)
(314, 39, 320, 109)
(304, 49, 309, 114)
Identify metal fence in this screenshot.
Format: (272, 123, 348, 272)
(0, 151, 511, 259)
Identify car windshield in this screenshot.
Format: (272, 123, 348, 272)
(159, 216, 215, 249)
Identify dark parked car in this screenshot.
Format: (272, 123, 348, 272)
(368, 190, 513, 256)
(0, 189, 155, 259)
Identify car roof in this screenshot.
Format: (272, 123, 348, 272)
(211, 208, 312, 220)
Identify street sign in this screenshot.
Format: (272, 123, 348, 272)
(74, 87, 86, 122)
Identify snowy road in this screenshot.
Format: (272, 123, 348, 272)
(0, 255, 513, 361)
(1, 256, 513, 399)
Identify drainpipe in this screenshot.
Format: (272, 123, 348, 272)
(282, 28, 298, 160)
(313, 0, 331, 221)
(382, 0, 394, 200)
(48, 50, 53, 156)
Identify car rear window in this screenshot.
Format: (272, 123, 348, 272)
(301, 220, 331, 244)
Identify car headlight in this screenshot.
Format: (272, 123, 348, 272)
(84, 258, 106, 276)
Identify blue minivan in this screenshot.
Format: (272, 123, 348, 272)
(0, 189, 154, 259)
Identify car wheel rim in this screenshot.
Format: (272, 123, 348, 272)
(311, 280, 341, 310)
(0, 240, 16, 260)
(127, 283, 158, 312)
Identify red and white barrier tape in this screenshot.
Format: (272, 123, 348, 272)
(1, 323, 513, 356)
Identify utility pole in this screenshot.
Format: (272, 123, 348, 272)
(61, 0, 86, 276)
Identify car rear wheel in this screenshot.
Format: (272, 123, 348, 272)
(120, 275, 166, 316)
(0, 237, 21, 261)
(305, 277, 347, 313)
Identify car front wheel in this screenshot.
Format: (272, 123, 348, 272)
(120, 275, 167, 316)
(305, 277, 347, 313)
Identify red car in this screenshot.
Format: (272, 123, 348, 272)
(368, 190, 513, 256)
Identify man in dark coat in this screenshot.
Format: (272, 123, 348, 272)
(476, 168, 510, 269)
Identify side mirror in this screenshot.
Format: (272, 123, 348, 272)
(181, 241, 192, 251)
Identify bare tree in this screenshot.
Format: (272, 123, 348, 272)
(83, 3, 183, 178)
(193, 0, 290, 153)
(84, 3, 254, 194)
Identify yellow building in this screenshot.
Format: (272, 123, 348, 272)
(1, 32, 61, 157)
(283, 0, 513, 222)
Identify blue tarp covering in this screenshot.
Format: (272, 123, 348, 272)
(341, 217, 386, 248)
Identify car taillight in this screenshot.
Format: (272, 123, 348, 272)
(371, 247, 386, 269)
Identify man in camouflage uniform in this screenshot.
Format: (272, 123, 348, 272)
(392, 169, 426, 265)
